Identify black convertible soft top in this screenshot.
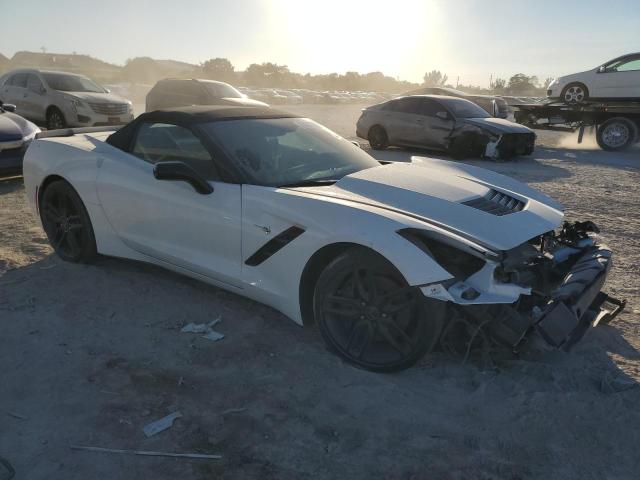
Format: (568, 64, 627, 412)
(106, 105, 298, 151)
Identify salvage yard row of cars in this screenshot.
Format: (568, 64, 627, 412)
(0, 67, 539, 174)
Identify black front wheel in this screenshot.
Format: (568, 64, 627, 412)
(40, 180, 97, 262)
(46, 108, 67, 130)
(313, 248, 443, 372)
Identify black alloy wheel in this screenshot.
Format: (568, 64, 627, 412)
(40, 180, 97, 262)
(368, 125, 389, 150)
(46, 108, 67, 130)
(314, 248, 441, 372)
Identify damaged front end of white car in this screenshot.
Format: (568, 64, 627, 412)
(408, 221, 625, 356)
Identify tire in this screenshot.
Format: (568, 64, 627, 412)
(39, 180, 97, 263)
(46, 107, 67, 130)
(368, 125, 389, 150)
(561, 83, 589, 103)
(313, 248, 443, 372)
(596, 117, 638, 151)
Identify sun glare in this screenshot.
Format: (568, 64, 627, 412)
(268, 0, 443, 81)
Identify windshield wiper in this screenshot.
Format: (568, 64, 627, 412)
(278, 179, 339, 188)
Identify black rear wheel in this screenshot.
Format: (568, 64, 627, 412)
(368, 125, 389, 150)
(314, 248, 442, 372)
(40, 180, 97, 262)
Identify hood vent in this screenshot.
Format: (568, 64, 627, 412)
(462, 189, 525, 216)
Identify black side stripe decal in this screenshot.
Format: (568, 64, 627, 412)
(245, 226, 305, 266)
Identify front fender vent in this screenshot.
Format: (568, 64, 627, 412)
(245, 226, 305, 266)
(462, 189, 525, 216)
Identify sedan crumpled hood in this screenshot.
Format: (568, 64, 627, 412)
(461, 117, 534, 135)
(298, 158, 564, 251)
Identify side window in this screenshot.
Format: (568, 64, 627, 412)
(399, 98, 423, 115)
(381, 100, 399, 111)
(616, 57, 640, 72)
(179, 81, 206, 101)
(604, 55, 640, 73)
(420, 99, 441, 117)
(9, 73, 28, 88)
(386, 98, 422, 114)
(26, 74, 44, 93)
(132, 123, 218, 180)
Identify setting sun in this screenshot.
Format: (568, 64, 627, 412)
(268, 0, 444, 80)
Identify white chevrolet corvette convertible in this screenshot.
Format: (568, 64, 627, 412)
(23, 106, 624, 371)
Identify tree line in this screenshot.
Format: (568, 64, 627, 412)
(1, 51, 549, 95)
(422, 69, 551, 96)
(124, 57, 547, 95)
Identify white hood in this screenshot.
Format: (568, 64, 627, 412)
(300, 158, 564, 251)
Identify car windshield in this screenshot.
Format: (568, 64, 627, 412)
(202, 117, 379, 187)
(42, 73, 106, 93)
(441, 98, 491, 119)
(202, 82, 243, 98)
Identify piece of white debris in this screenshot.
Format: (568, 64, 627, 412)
(142, 411, 183, 437)
(180, 317, 224, 342)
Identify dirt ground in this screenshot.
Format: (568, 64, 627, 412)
(1, 105, 639, 480)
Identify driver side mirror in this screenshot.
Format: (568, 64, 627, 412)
(598, 66, 606, 73)
(1, 103, 16, 113)
(435, 111, 450, 120)
(153, 161, 213, 195)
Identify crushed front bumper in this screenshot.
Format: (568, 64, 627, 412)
(488, 245, 625, 351)
(484, 133, 536, 160)
(0, 143, 27, 176)
(533, 245, 624, 350)
(430, 221, 625, 357)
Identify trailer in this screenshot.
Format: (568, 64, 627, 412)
(513, 100, 640, 151)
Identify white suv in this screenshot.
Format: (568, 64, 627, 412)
(0, 69, 134, 129)
(547, 53, 640, 103)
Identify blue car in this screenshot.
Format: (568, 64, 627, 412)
(0, 102, 40, 176)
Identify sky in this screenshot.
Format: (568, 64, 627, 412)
(2, 0, 639, 86)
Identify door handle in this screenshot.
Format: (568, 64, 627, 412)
(416, 119, 424, 123)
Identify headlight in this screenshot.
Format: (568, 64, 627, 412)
(398, 228, 492, 280)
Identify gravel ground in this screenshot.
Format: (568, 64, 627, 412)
(1, 105, 639, 480)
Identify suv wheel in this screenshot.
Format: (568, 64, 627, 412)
(46, 108, 67, 130)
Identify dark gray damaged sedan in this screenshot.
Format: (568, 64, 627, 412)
(356, 95, 535, 160)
